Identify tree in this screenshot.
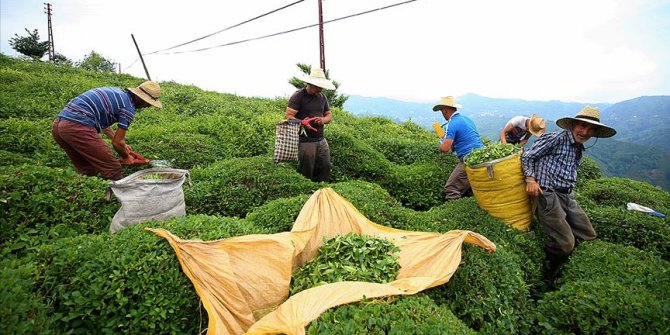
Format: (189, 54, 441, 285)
(8, 28, 49, 60)
(289, 63, 349, 109)
(76, 51, 116, 73)
(52, 53, 73, 66)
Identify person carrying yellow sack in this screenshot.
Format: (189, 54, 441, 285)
(500, 114, 546, 146)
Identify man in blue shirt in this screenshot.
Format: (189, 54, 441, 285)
(51, 81, 162, 180)
(522, 106, 616, 274)
(433, 96, 484, 200)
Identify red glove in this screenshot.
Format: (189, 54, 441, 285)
(301, 117, 318, 132)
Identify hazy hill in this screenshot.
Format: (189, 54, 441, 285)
(343, 94, 670, 190)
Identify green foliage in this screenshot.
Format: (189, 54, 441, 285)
(535, 242, 670, 335)
(186, 156, 317, 217)
(244, 194, 309, 233)
(584, 206, 670, 259)
(0, 261, 53, 334)
(306, 294, 476, 335)
(579, 177, 670, 213)
(0, 118, 70, 167)
(288, 63, 348, 108)
(464, 142, 521, 166)
(576, 155, 602, 187)
(20, 215, 265, 334)
(426, 245, 533, 334)
(76, 51, 116, 73)
(0, 165, 117, 258)
(327, 128, 393, 182)
(380, 161, 449, 210)
(290, 233, 401, 295)
(9, 28, 49, 60)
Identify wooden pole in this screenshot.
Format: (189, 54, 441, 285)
(131, 34, 151, 80)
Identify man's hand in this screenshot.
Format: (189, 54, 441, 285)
(301, 117, 318, 132)
(525, 177, 544, 197)
(120, 155, 135, 165)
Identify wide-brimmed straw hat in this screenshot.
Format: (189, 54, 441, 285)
(301, 68, 335, 90)
(432, 96, 462, 111)
(528, 114, 546, 137)
(556, 106, 616, 138)
(128, 81, 162, 109)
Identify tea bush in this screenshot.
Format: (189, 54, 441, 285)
(0, 118, 70, 168)
(0, 261, 53, 334)
(306, 294, 476, 335)
(19, 215, 266, 334)
(327, 127, 393, 182)
(380, 161, 452, 210)
(0, 165, 117, 258)
(245, 194, 310, 233)
(535, 241, 670, 334)
(580, 177, 670, 213)
(576, 155, 602, 187)
(586, 206, 670, 259)
(185, 156, 317, 217)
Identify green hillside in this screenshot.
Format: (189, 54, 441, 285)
(1, 54, 669, 334)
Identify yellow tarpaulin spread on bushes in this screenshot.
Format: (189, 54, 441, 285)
(148, 188, 496, 335)
(465, 151, 532, 231)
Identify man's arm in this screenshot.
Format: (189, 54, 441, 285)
(521, 134, 556, 196)
(313, 110, 332, 125)
(102, 127, 115, 140)
(439, 138, 454, 153)
(112, 128, 133, 164)
(499, 123, 513, 143)
(285, 107, 298, 120)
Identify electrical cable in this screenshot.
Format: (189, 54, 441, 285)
(152, 0, 417, 55)
(145, 0, 306, 55)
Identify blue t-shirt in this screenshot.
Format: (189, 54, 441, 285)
(57, 87, 137, 132)
(446, 112, 484, 159)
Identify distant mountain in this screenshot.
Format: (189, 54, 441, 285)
(343, 93, 670, 189)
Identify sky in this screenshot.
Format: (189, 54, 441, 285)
(1, 0, 669, 104)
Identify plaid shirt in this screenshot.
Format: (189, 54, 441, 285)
(521, 129, 584, 190)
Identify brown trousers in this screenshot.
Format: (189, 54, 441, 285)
(51, 119, 123, 180)
(298, 139, 331, 182)
(536, 190, 596, 257)
(444, 161, 471, 200)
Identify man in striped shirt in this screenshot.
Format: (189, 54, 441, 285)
(522, 106, 616, 273)
(51, 81, 162, 180)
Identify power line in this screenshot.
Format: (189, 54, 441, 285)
(145, 0, 306, 55)
(152, 0, 417, 55)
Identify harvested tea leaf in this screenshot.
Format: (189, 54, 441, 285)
(464, 142, 521, 166)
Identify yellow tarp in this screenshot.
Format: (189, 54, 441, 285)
(465, 151, 532, 231)
(149, 187, 496, 335)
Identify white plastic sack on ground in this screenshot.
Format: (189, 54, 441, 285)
(626, 202, 666, 218)
(107, 168, 191, 233)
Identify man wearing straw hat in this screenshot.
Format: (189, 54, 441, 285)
(521, 106, 616, 274)
(500, 114, 546, 145)
(433, 96, 484, 200)
(285, 67, 335, 182)
(51, 81, 162, 180)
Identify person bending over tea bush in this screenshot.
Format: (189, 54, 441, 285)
(521, 106, 616, 274)
(51, 81, 162, 180)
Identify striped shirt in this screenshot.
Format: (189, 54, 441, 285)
(57, 87, 136, 132)
(521, 129, 584, 190)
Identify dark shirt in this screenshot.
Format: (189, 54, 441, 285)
(521, 129, 584, 190)
(288, 88, 330, 142)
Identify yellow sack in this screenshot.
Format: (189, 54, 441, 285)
(149, 188, 496, 335)
(465, 151, 532, 231)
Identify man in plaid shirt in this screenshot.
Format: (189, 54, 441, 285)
(522, 106, 616, 274)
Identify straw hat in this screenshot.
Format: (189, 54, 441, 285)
(128, 81, 162, 109)
(556, 106, 616, 138)
(301, 67, 335, 90)
(432, 96, 462, 111)
(528, 114, 546, 137)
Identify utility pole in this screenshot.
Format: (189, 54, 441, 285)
(44, 3, 54, 61)
(318, 0, 326, 71)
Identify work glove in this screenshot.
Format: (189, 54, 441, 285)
(301, 117, 318, 132)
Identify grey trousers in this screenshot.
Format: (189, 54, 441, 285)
(537, 190, 596, 257)
(298, 139, 331, 182)
(444, 161, 471, 200)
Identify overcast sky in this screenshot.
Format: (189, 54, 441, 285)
(2, 0, 669, 104)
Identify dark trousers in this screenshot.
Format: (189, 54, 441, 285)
(444, 161, 471, 200)
(536, 190, 596, 257)
(298, 139, 331, 182)
(51, 119, 123, 180)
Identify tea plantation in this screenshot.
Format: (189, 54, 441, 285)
(1, 54, 669, 334)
